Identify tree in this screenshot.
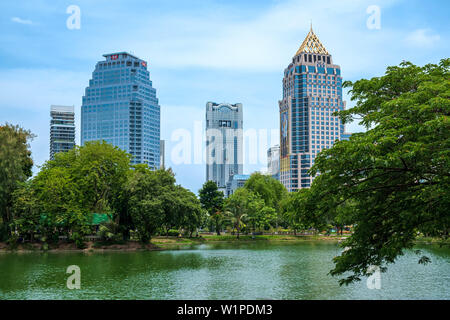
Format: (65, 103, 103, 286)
(126, 165, 173, 242)
(11, 181, 40, 242)
(244, 172, 288, 212)
(0, 124, 34, 238)
(224, 188, 262, 238)
(48, 140, 131, 213)
(199, 181, 224, 235)
(308, 59, 450, 285)
(32, 165, 90, 244)
(178, 186, 205, 237)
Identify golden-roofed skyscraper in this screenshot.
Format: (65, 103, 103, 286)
(278, 26, 351, 191)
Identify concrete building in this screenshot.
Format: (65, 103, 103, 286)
(81, 52, 160, 167)
(50, 105, 75, 160)
(226, 174, 250, 197)
(267, 145, 280, 181)
(205, 102, 243, 193)
(279, 27, 350, 191)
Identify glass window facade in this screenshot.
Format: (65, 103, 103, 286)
(279, 29, 350, 191)
(81, 52, 160, 167)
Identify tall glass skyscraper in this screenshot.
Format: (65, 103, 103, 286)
(50, 105, 75, 160)
(279, 27, 350, 191)
(81, 52, 160, 167)
(206, 102, 243, 194)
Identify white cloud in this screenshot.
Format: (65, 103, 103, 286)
(405, 28, 440, 47)
(108, 0, 401, 75)
(11, 17, 33, 25)
(67, 0, 401, 76)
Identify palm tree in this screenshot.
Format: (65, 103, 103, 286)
(225, 205, 247, 239)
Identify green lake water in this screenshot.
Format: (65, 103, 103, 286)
(0, 242, 448, 299)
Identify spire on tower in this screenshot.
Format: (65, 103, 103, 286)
(296, 25, 329, 55)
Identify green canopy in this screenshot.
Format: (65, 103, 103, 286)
(39, 213, 112, 226)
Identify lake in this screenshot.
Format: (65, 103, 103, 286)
(0, 242, 448, 299)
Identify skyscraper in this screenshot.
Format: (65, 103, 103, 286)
(205, 102, 243, 193)
(81, 52, 160, 167)
(160, 139, 165, 169)
(267, 145, 280, 181)
(279, 27, 349, 191)
(50, 105, 75, 160)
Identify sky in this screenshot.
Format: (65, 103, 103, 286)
(0, 0, 449, 193)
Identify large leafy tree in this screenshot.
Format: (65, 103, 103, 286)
(225, 188, 271, 238)
(11, 181, 40, 242)
(244, 173, 288, 230)
(308, 59, 450, 285)
(199, 181, 224, 235)
(126, 165, 175, 242)
(244, 172, 288, 212)
(0, 124, 34, 238)
(178, 186, 205, 237)
(47, 140, 131, 213)
(282, 189, 319, 235)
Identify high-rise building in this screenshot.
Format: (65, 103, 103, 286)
(279, 27, 349, 191)
(267, 145, 280, 181)
(50, 105, 75, 160)
(81, 52, 160, 167)
(205, 102, 243, 193)
(160, 139, 165, 169)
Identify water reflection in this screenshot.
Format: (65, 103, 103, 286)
(0, 242, 448, 299)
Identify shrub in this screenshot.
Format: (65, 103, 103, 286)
(70, 232, 86, 249)
(167, 229, 180, 237)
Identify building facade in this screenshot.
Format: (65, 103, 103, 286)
(50, 105, 75, 160)
(160, 139, 165, 168)
(279, 27, 350, 191)
(81, 52, 160, 167)
(226, 174, 250, 197)
(267, 145, 280, 181)
(205, 102, 243, 193)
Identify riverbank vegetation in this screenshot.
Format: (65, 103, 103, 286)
(0, 59, 448, 285)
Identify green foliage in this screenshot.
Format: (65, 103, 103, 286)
(11, 181, 40, 242)
(307, 59, 450, 285)
(164, 229, 179, 237)
(242, 173, 289, 231)
(125, 165, 203, 242)
(199, 181, 224, 235)
(224, 188, 271, 237)
(97, 221, 122, 243)
(244, 172, 288, 211)
(46, 140, 131, 213)
(0, 124, 34, 236)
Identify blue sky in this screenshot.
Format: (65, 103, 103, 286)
(1, 0, 449, 193)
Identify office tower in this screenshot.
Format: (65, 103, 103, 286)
(81, 52, 160, 167)
(279, 26, 349, 191)
(160, 139, 165, 168)
(205, 102, 243, 193)
(50, 105, 75, 160)
(267, 145, 280, 180)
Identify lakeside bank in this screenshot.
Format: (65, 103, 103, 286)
(1, 234, 445, 253)
(0, 234, 349, 253)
